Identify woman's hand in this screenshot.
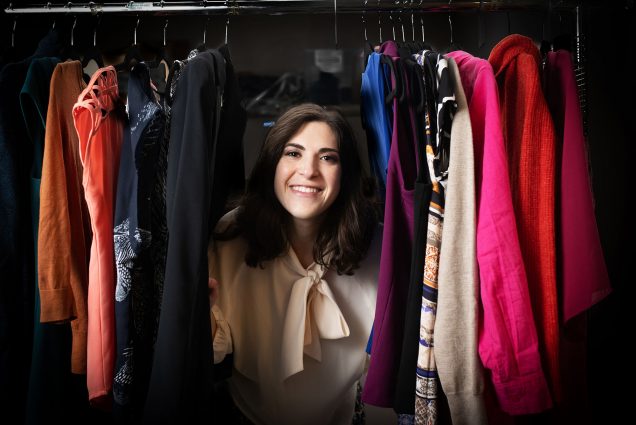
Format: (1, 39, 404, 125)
(209, 277, 219, 338)
(208, 277, 219, 307)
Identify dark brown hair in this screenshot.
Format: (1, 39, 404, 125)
(218, 103, 378, 275)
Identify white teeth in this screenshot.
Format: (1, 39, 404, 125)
(292, 186, 320, 193)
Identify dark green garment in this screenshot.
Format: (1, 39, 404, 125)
(0, 30, 59, 421)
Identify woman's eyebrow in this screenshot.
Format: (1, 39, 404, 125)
(284, 143, 305, 150)
(318, 148, 340, 154)
(284, 143, 339, 154)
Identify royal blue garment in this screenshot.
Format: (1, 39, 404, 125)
(361, 52, 393, 197)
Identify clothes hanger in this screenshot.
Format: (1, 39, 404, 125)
(379, 53, 404, 105)
(115, 17, 144, 73)
(146, 18, 172, 95)
(405, 2, 420, 54)
(1, 18, 20, 65)
(60, 16, 82, 61)
(362, 0, 376, 65)
(444, 1, 462, 53)
(397, 9, 413, 59)
(195, 17, 210, 53)
(82, 15, 104, 77)
(414, 3, 432, 53)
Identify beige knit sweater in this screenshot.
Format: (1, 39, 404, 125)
(434, 57, 488, 425)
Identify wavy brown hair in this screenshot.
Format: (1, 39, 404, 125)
(217, 103, 378, 275)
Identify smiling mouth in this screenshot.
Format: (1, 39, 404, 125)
(290, 185, 322, 193)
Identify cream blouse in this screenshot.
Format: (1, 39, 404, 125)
(208, 209, 381, 425)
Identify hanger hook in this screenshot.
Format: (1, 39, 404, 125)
(11, 18, 17, 48)
(378, 0, 382, 43)
(410, 0, 415, 42)
(389, 12, 395, 41)
(362, 0, 368, 43)
(203, 17, 209, 46)
(93, 15, 100, 47)
(164, 18, 168, 47)
(71, 16, 77, 47)
(225, 16, 230, 45)
(333, 0, 338, 47)
(397, 1, 405, 43)
(419, 0, 425, 42)
(133, 16, 140, 45)
(448, 0, 454, 45)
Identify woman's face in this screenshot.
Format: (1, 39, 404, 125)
(274, 121, 342, 226)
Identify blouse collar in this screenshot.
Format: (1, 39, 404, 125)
(279, 247, 350, 380)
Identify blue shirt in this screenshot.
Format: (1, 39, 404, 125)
(361, 52, 393, 197)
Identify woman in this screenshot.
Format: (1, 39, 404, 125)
(207, 103, 381, 425)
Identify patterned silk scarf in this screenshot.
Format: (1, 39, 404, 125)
(412, 51, 456, 425)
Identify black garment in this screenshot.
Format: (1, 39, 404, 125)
(0, 30, 59, 420)
(392, 52, 455, 422)
(145, 48, 245, 424)
(210, 45, 246, 230)
(113, 62, 166, 423)
(393, 58, 433, 415)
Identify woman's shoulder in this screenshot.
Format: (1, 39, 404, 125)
(214, 207, 241, 234)
(209, 208, 247, 264)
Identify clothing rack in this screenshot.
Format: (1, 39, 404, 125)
(2, 0, 591, 130)
(3, 1, 590, 16)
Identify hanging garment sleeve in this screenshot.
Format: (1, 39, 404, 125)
(145, 52, 219, 425)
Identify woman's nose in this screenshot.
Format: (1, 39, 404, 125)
(298, 157, 318, 177)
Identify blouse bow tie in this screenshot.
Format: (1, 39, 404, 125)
(280, 266, 350, 380)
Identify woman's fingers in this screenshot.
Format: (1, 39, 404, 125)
(208, 277, 219, 306)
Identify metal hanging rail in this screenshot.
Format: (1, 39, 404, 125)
(3, 1, 588, 16)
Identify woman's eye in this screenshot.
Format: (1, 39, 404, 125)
(284, 151, 300, 158)
(321, 155, 339, 163)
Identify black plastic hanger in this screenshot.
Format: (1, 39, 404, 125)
(144, 19, 172, 96)
(156, 19, 172, 65)
(82, 16, 104, 75)
(379, 53, 404, 105)
(115, 18, 144, 73)
(60, 17, 82, 61)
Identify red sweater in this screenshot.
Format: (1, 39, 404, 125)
(489, 34, 560, 403)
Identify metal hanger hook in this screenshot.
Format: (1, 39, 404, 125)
(134, 16, 140, 45)
(378, 0, 382, 43)
(225, 16, 230, 45)
(203, 17, 209, 45)
(11, 18, 17, 48)
(362, 0, 368, 42)
(93, 15, 101, 47)
(71, 16, 77, 47)
(448, 0, 454, 45)
(410, 0, 415, 42)
(397, 1, 405, 43)
(333, 0, 338, 47)
(164, 18, 168, 47)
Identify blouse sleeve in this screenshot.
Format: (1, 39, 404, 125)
(210, 304, 233, 364)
